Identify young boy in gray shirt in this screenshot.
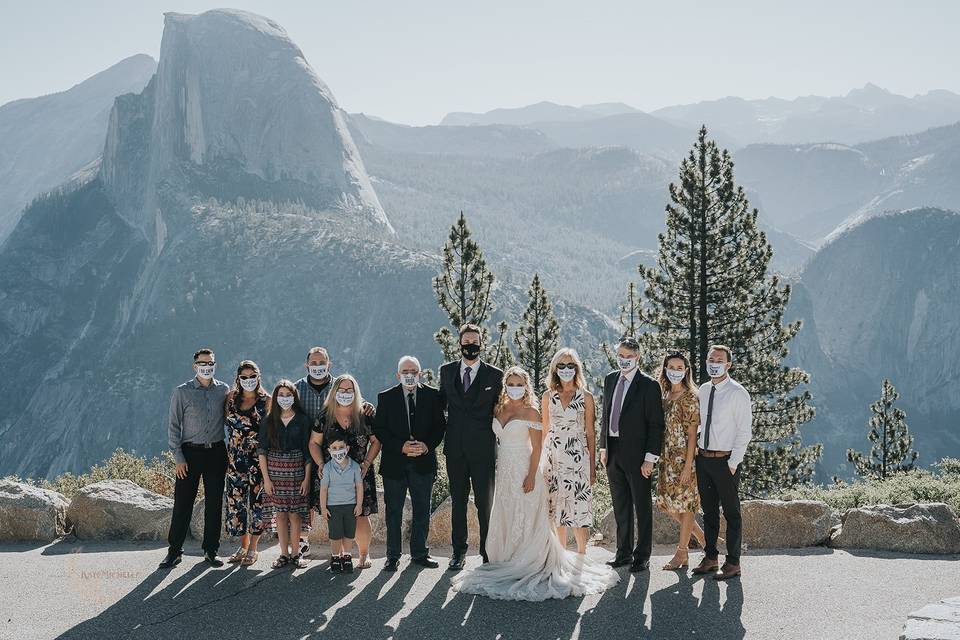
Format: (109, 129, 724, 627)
(318, 429, 363, 573)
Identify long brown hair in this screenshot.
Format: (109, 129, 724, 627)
(265, 379, 304, 449)
(231, 359, 267, 397)
(658, 350, 698, 397)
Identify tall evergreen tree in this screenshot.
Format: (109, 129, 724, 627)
(432, 212, 497, 362)
(514, 274, 561, 395)
(848, 379, 919, 479)
(636, 126, 820, 495)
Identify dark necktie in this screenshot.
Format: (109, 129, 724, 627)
(463, 366, 472, 392)
(609, 375, 627, 437)
(407, 392, 416, 439)
(703, 385, 717, 450)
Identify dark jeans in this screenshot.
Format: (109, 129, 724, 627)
(446, 453, 494, 561)
(605, 437, 653, 562)
(383, 464, 435, 561)
(167, 441, 227, 556)
(696, 454, 743, 564)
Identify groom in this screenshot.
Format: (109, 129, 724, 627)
(599, 336, 666, 572)
(439, 323, 504, 570)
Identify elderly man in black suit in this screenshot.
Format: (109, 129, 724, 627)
(439, 323, 504, 570)
(374, 355, 446, 571)
(599, 336, 666, 573)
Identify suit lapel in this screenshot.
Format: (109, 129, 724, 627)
(463, 362, 485, 403)
(620, 372, 643, 414)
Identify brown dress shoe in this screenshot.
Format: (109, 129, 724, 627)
(714, 562, 741, 580)
(691, 557, 720, 575)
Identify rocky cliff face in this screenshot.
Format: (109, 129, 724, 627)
(0, 54, 156, 242)
(788, 208, 960, 474)
(101, 9, 391, 242)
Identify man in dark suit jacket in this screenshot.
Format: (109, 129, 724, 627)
(374, 355, 446, 571)
(438, 323, 504, 570)
(599, 336, 666, 572)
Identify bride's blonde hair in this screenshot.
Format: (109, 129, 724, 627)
(495, 366, 539, 414)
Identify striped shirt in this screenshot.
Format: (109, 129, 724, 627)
(295, 376, 331, 427)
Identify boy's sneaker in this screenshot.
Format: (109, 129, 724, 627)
(299, 538, 310, 556)
(330, 555, 342, 573)
(341, 553, 354, 573)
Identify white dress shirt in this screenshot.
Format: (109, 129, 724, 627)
(697, 376, 753, 469)
(608, 367, 659, 464)
(459, 359, 480, 388)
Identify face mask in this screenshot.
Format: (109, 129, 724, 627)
(336, 391, 355, 406)
(276, 395, 295, 410)
(331, 449, 348, 462)
(401, 373, 419, 388)
(557, 367, 576, 382)
(505, 385, 526, 401)
(706, 361, 728, 378)
(196, 364, 215, 380)
(461, 343, 481, 360)
(308, 364, 328, 379)
(239, 377, 259, 392)
(617, 356, 637, 372)
(665, 369, 685, 385)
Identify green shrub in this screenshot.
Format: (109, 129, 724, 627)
(10, 449, 178, 499)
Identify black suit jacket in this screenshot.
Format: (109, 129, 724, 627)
(374, 383, 446, 479)
(599, 369, 666, 465)
(438, 360, 504, 461)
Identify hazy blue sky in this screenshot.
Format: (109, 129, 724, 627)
(2, 1, 957, 125)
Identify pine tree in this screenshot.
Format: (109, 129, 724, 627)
(636, 125, 820, 496)
(432, 212, 496, 362)
(488, 320, 515, 370)
(513, 274, 561, 395)
(847, 379, 919, 479)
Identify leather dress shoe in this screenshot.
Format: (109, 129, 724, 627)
(203, 551, 224, 568)
(714, 562, 741, 580)
(692, 557, 721, 575)
(606, 557, 632, 568)
(158, 551, 182, 569)
(384, 558, 400, 572)
(412, 556, 439, 569)
(629, 559, 650, 573)
(448, 554, 466, 571)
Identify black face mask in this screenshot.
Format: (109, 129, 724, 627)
(461, 343, 482, 360)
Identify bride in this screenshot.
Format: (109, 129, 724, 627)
(450, 366, 619, 601)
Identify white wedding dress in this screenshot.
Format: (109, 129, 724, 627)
(450, 418, 619, 601)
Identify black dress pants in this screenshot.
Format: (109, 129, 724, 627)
(696, 454, 743, 564)
(606, 437, 653, 563)
(167, 441, 227, 555)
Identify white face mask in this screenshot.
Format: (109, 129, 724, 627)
(308, 364, 328, 379)
(505, 385, 526, 401)
(557, 367, 576, 382)
(196, 364, 215, 380)
(331, 449, 348, 462)
(239, 376, 259, 392)
(276, 395, 295, 410)
(617, 356, 637, 372)
(706, 361, 728, 378)
(336, 391, 355, 406)
(665, 369, 685, 385)
(401, 373, 419, 388)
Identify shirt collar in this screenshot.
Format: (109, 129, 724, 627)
(711, 376, 732, 390)
(460, 360, 480, 374)
(620, 367, 638, 383)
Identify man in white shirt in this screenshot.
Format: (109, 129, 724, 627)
(691, 345, 752, 581)
(598, 336, 666, 572)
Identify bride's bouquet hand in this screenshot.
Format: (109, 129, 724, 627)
(522, 473, 535, 494)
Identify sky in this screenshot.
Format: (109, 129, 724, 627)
(1, 1, 958, 125)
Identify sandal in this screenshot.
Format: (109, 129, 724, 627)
(292, 553, 309, 569)
(271, 554, 290, 569)
(228, 547, 248, 563)
(356, 555, 371, 570)
(663, 546, 690, 571)
(240, 550, 259, 566)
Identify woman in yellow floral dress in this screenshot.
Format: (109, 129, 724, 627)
(655, 350, 706, 570)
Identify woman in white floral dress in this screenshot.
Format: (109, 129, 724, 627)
(541, 348, 596, 555)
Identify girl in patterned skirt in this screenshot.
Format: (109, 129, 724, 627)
(656, 350, 707, 571)
(258, 380, 313, 569)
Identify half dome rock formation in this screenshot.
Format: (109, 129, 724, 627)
(100, 9, 391, 243)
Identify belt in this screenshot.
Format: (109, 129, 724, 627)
(698, 448, 731, 458)
(183, 440, 224, 449)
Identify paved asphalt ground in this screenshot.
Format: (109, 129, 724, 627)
(0, 540, 956, 640)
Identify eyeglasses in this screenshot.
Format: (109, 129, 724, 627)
(238, 374, 258, 380)
(195, 361, 215, 366)
(556, 363, 577, 370)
